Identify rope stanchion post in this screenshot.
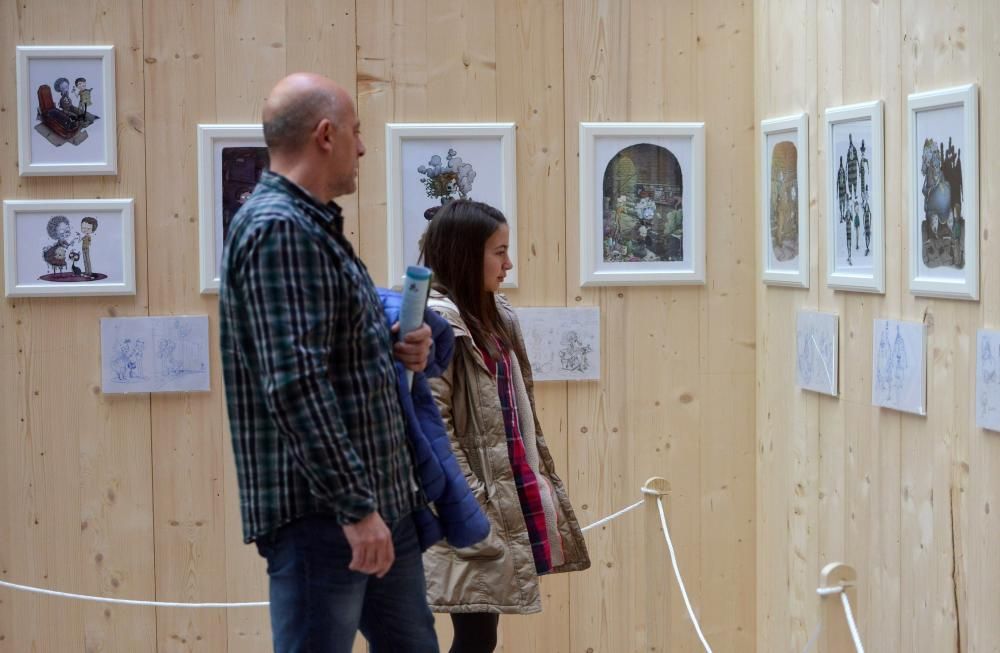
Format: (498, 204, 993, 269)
(818, 562, 860, 653)
(642, 477, 672, 648)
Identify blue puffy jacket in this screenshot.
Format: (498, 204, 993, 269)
(378, 289, 491, 551)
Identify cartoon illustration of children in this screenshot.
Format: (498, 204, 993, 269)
(72, 77, 93, 118)
(79, 216, 98, 278)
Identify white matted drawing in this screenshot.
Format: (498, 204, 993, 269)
(386, 123, 517, 288)
(515, 307, 600, 382)
(796, 310, 838, 396)
(976, 329, 1000, 432)
(579, 122, 706, 286)
(908, 84, 978, 300)
(761, 113, 809, 287)
(872, 319, 926, 415)
(197, 124, 268, 293)
(3, 199, 135, 297)
(16, 45, 117, 176)
(824, 101, 885, 293)
(101, 316, 210, 394)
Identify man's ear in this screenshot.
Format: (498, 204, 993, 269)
(315, 118, 335, 152)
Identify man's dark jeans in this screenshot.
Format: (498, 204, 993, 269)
(256, 513, 439, 653)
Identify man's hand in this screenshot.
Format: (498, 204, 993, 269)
(392, 322, 432, 372)
(342, 512, 395, 578)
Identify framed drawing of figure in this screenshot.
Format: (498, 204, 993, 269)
(3, 199, 135, 297)
(760, 113, 809, 287)
(907, 84, 978, 300)
(197, 124, 269, 293)
(16, 45, 117, 176)
(386, 123, 517, 288)
(824, 101, 884, 293)
(579, 122, 706, 286)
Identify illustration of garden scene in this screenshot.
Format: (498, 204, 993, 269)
(602, 143, 684, 263)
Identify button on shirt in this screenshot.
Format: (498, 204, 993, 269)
(220, 170, 418, 542)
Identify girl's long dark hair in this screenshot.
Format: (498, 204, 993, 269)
(419, 199, 512, 356)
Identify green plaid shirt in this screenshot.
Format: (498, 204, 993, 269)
(220, 171, 417, 542)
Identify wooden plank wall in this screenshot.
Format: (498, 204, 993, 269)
(756, 1, 1000, 652)
(1, 1, 755, 651)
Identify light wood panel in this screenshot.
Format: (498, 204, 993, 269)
(757, 1, 1000, 652)
(2, 1, 757, 651)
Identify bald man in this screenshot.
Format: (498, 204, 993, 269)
(219, 73, 439, 653)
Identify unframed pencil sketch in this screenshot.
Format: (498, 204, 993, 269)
(515, 307, 600, 382)
(871, 319, 926, 415)
(796, 310, 838, 396)
(101, 315, 210, 393)
(976, 329, 1000, 431)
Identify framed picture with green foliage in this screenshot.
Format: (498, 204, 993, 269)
(579, 122, 705, 286)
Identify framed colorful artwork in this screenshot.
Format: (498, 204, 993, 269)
(760, 113, 809, 287)
(824, 100, 884, 293)
(579, 122, 705, 286)
(16, 45, 117, 176)
(197, 124, 268, 293)
(386, 123, 517, 288)
(3, 199, 135, 297)
(907, 84, 978, 300)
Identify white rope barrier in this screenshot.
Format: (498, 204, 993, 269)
(653, 494, 714, 653)
(0, 578, 269, 608)
(839, 591, 865, 653)
(0, 495, 648, 609)
(799, 622, 821, 653)
(811, 584, 866, 653)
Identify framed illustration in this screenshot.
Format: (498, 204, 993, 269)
(824, 101, 884, 293)
(908, 84, 978, 300)
(760, 113, 809, 287)
(16, 45, 117, 176)
(101, 316, 210, 394)
(386, 123, 517, 288)
(796, 310, 838, 396)
(579, 122, 705, 286)
(197, 124, 269, 293)
(872, 318, 926, 416)
(3, 199, 135, 297)
(515, 307, 600, 382)
(976, 329, 1000, 432)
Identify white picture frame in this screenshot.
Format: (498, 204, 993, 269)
(3, 199, 135, 297)
(197, 124, 268, 293)
(824, 100, 885, 293)
(760, 113, 809, 287)
(907, 84, 979, 300)
(579, 122, 706, 286)
(386, 123, 517, 289)
(16, 45, 117, 176)
(872, 318, 927, 416)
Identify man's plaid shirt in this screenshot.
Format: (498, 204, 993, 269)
(220, 171, 418, 542)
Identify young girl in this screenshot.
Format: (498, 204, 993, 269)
(420, 200, 590, 653)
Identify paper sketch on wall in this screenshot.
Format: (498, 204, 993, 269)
(514, 307, 600, 382)
(976, 329, 1000, 432)
(871, 319, 926, 415)
(796, 311, 838, 396)
(101, 316, 210, 393)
